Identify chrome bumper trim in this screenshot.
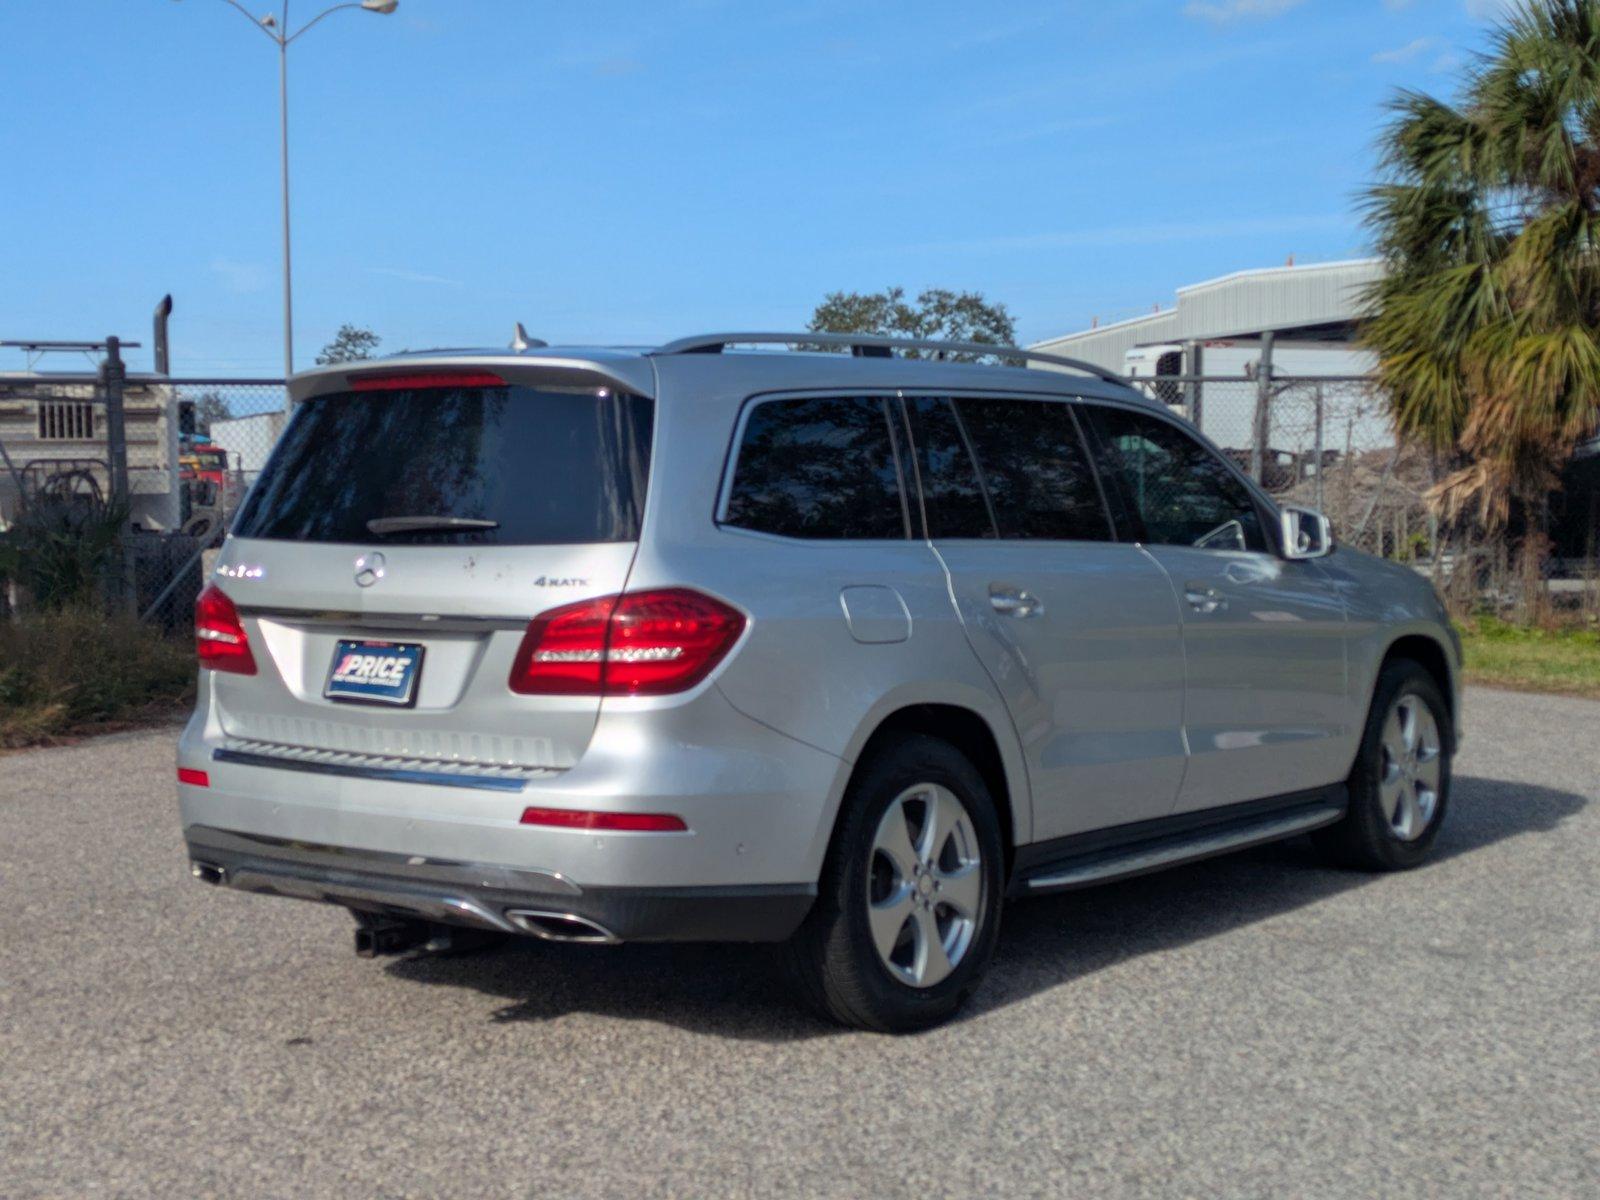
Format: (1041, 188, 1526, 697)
(185, 826, 582, 897)
(212, 747, 534, 792)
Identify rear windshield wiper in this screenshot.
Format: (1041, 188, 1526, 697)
(366, 516, 501, 536)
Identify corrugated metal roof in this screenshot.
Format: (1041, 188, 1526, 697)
(1031, 258, 1384, 371)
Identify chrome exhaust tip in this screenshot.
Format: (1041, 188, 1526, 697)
(505, 910, 620, 945)
(190, 861, 226, 886)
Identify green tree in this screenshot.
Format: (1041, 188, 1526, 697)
(193, 392, 232, 434)
(809, 287, 1016, 351)
(315, 324, 382, 365)
(1363, 0, 1600, 559)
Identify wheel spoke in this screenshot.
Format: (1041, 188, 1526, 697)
(918, 786, 962, 864)
(1381, 710, 1406, 768)
(1414, 753, 1442, 796)
(868, 887, 914, 963)
(1378, 768, 1404, 824)
(1395, 785, 1423, 840)
(1398, 700, 1419, 756)
(873, 800, 919, 877)
(911, 905, 954, 988)
(933, 861, 981, 920)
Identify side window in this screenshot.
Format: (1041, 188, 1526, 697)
(905, 397, 995, 538)
(723, 396, 908, 539)
(953, 397, 1112, 542)
(1086, 406, 1268, 553)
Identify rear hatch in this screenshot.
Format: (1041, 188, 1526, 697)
(208, 366, 654, 777)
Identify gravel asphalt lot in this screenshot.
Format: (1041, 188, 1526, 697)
(2, 687, 1597, 1199)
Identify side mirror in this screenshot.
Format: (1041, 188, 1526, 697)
(1279, 504, 1333, 560)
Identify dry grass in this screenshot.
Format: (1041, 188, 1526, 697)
(0, 609, 195, 749)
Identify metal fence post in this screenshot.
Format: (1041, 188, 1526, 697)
(1313, 383, 1325, 512)
(1250, 331, 1274, 484)
(100, 336, 129, 508)
(99, 337, 136, 614)
(1183, 339, 1201, 433)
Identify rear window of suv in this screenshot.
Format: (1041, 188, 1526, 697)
(232, 384, 653, 545)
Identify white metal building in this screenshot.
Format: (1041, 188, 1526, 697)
(1030, 259, 1389, 455)
(1030, 258, 1384, 376)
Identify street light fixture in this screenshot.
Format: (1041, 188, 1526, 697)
(178, 1, 397, 386)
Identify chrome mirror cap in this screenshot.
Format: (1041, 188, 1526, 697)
(1280, 504, 1334, 560)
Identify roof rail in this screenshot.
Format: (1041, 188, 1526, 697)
(649, 332, 1128, 386)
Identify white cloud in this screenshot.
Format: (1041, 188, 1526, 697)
(1372, 36, 1440, 64)
(208, 257, 269, 294)
(363, 266, 464, 288)
(1464, 0, 1516, 18)
(1183, 0, 1305, 24)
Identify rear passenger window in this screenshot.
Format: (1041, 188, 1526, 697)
(724, 396, 909, 539)
(1085, 406, 1268, 552)
(953, 398, 1112, 541)
(905, 397, 995, 538)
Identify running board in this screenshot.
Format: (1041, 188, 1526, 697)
(1016, 792, 1346, 896)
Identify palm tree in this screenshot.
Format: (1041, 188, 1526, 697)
(1363, 0, 1600, 569)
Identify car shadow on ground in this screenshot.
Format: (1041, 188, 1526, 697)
(383, 774, 1585, 1040)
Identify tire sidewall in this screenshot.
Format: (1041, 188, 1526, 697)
(822, 736, 1006, 1030)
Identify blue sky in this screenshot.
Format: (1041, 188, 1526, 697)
(1, 0, 1513, 375)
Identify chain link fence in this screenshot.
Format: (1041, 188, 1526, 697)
(5, 362, 1586, 628)
(1125, 373, 1432, 561)
(0, 366, 286, 629)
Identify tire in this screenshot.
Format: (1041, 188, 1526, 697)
(1313, 658, 1452, 871)
(784, 734, 1005, 1033)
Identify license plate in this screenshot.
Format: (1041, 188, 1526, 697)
(324, 640, 424, 707)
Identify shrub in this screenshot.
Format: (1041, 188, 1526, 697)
(0, 492, 130, 611)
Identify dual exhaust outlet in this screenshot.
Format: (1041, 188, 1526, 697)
(352, 910, 619, 958)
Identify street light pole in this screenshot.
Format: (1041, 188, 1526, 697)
(278, 21, 294, 386)
(180, 1, 397, 388)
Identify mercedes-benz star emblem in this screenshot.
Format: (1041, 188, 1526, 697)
(353, 551, 386, 588)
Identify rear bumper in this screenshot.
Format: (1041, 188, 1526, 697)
(185, 825, 815, 943)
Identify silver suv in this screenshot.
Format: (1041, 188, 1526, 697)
(179, 333, 1460, 1031)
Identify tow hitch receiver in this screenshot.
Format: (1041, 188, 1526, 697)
(353, 916, 505, 958)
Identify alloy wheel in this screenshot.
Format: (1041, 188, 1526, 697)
(1379, 692, 1443, 841)
(866, 783, 985, 989)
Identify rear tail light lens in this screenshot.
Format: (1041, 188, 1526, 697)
(195, 583, 257, 675)
(519, 807, 687, 832)
(508, 588, 745, 696)
(177, 767, 210, 788)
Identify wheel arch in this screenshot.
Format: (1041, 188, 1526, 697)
(809, 692, 1031, 884)
(1379, 633, 1458, 751)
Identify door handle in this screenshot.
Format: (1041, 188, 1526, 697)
(989, 585, 1042, 618)
(1184, 582, 1227, 614)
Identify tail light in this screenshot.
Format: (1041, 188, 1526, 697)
(508, 588, 745, 696)
(195, 583, 257, 675)
(520, 806, 687, 832)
